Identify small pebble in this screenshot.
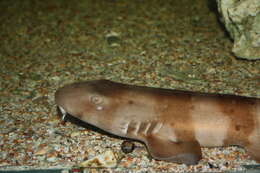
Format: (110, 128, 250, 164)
(121, 141, 135, 154)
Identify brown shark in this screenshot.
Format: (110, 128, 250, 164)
(55, 80, 260, 165)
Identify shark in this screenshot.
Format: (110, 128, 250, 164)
(55, 80, 260, 165)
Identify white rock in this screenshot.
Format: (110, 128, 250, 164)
(79, 150, 117, 168)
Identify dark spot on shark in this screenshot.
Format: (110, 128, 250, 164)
(128, 100, 134, 105)
(235, 125, 241, 131)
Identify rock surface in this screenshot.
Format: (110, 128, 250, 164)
(217, 0, 260, 60)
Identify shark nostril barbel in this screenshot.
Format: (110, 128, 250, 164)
(58, 106, 67, 120)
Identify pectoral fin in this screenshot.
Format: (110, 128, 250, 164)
(145, 136, 202, 165)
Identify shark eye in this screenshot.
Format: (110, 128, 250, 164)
(90, 95, 103, 105)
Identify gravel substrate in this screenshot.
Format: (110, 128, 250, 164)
(0, 0, 259, 172)
(0, 112, 258, 172)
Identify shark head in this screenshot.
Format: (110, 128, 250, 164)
(55, 80, 124, 133)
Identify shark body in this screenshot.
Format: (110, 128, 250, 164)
(55, 80, 260, 165)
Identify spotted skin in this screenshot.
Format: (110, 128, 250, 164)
(55, 80, 260, 164)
